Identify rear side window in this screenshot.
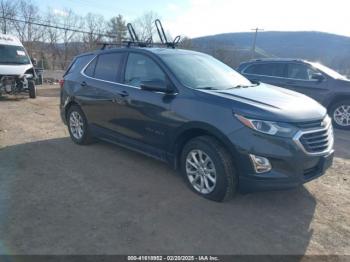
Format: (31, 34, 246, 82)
(244, 63, 286, 77)
(65, 54, 94, 76)
(94, 52, 124, 82)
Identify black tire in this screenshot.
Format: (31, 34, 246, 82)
(180, 136, 237, 202)
(28, 80, 36, 99)
(67, 105, 94, 145)
(329, 100, 350, 130)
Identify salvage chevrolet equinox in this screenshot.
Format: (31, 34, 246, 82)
(60, 47, 334, 202)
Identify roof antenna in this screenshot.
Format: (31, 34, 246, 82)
(155, 19, 181, 48)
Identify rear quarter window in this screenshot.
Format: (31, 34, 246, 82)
(64, 54, 94, 76)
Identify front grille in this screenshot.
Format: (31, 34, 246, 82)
(298, 125, 333, 154)
(295, 120, 323, 129)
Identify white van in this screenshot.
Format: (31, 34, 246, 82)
(0, 34, 36, 98)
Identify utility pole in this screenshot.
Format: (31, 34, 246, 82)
(251, 27, 264, 59)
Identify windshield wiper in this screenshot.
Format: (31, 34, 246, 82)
(196, 87, 220, 90)
(227, 83, 260, 89)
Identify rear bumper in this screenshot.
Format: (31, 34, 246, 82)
(226, 128, 334, 192)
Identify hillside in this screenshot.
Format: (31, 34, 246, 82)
(192, 31, 350, 74)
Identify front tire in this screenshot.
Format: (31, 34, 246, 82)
(329, 100, 350, 130)
(28, 80, 36, 99)
(67, 105, 94, 145)
(180, 136, 237, 202)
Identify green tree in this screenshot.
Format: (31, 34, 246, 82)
(108, 14, 127, 44)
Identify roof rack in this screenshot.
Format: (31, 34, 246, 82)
(155, 19, 181, 49)
(98, 19, 181, 50)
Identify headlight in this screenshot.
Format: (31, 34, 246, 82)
(24, 74, 33, 79)
(235, 114, 297, 137)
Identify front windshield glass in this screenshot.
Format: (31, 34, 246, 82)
(310, 62, 347, 80)
(160, 53, 252, 90)
(0, 45, 30, 65)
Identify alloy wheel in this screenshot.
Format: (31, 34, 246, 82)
(185, 149, 217, 194)
(69, 111, 84, 139)
(333, 105, 350, 127)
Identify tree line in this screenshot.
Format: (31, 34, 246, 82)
(0, 0, 162, 70)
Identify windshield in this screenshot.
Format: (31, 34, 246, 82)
(310, 62, 347, 80)
(0, 45, 30, 65)
(160, 53, 252, 90)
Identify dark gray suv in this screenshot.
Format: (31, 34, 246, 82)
(237, 59, 350, 130)
(60, 48, 334, 202)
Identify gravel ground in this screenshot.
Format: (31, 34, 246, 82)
(0, 86, 349, 256)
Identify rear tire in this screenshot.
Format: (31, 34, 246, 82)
(180, 136, 237, 202)
(28, 80, 36, 99)
(67, 105, 94, 145)
(329, 100, 350, 130)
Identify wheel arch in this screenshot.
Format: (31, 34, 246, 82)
(171, 122, 239, 170)
(64, 97, 83, 121)
(327, 95, 350, 110)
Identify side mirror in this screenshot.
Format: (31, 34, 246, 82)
(140, 79, 173, 93)
(311, 73, 325, 82)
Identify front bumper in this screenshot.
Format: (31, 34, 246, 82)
(227, 127, 334, 192)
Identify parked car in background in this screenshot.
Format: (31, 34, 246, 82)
(60, 47, 334, 201)
(0, 34, 37, 98)
(237, 59, 350, 129)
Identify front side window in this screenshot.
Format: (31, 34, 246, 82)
(124, 53, 166, 87)
(94, 52, 124, 82)
(245, 63, 286, 77)
(0, 45, 30, 65)
(287, 63, 318, 80)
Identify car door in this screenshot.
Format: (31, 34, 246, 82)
(78, 51, 128, 132)
(111, 52, 176, 159)
(283, 62, 330, 102)
(242, 62, 287, 87)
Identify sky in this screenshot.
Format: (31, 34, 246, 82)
(34, 0, 350, 38)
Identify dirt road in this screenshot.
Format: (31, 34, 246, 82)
(0, 86, 349, 255)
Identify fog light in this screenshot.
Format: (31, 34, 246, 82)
(249, 154, 272, 173)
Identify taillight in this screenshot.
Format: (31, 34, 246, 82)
(59, 79, 64, 88)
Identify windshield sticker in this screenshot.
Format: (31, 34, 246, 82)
(17, 50, 26, 56)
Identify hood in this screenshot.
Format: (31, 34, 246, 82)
(197, 83, 327, 123)
(0, 64, 33, 77)
(337, 78, 350, 87)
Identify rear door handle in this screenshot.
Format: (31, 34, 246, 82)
(119, 91, 129, 98)
(81, 81, 87, 87)
(286, 81, 296, 85)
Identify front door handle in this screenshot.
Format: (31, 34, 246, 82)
(112, 91, 129, 103)
(81, 81, 87, 87)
